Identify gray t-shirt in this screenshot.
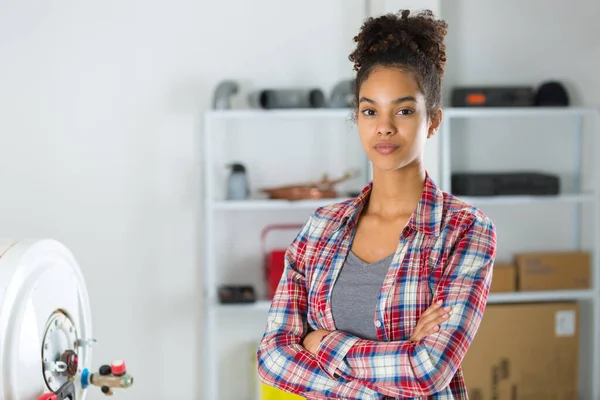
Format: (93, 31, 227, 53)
(331, 251, 394, 340)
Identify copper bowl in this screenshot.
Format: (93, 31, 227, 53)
(262, 186, 337, 201)
(260, 170, 358, 201)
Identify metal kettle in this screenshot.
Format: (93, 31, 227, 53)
(226, 163, 250, 200)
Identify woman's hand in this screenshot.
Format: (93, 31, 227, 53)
(303, 329, 331, 356)
(410, 300, 452, 343)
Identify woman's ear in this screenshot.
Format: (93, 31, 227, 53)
(427, 108, 443, 138)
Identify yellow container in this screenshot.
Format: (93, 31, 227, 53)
(259, 383, 304, 400)
(251, 341, 303, 399)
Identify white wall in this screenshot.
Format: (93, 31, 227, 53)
(0, 0, 597, 399)
(442, 0, 600, 107)
(0, 1, 369, 399)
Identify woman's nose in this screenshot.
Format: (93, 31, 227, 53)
(377, 118, 396, 136)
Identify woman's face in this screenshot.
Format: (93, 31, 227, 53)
(356, 66, 441, 172)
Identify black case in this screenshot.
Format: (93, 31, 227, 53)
(451, 172, 560, 196)
(451, 87, 534, 107)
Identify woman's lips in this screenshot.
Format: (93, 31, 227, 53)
(374, 142, 400, 155)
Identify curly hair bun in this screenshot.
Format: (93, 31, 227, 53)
(349, 9, 448, 75)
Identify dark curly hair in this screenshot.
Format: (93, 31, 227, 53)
(349, 9, 448, 115)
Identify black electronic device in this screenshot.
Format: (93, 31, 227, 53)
(218, 285, 256, 304)
(534, 81, 570, 106)
(451, 172, 560, 196)
(451, 87, 535, 107)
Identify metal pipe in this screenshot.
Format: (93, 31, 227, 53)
(212, 80, 239, 110)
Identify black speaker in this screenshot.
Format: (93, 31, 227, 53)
(451, 87, 534, 107)
(534, 81, 569, 106)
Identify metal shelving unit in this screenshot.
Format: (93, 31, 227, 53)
(214, 289, 596, 312)
(439, 106, 600, 399)
(201, 107, 600, 400)
(201, 109, 366, 400)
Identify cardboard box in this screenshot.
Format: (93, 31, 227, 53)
(514, 252, 590, 291)
(490, 262, 516, 293)
(462, 302, 579, 400)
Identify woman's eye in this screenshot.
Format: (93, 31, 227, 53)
(397, 109, 414, 116)
(361, 109, 376, 116)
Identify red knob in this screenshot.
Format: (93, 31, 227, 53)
(37, 394, 57, 400)
(111, 360, 126, 376)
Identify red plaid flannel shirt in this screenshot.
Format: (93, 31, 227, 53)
(257, 174, 497, 399)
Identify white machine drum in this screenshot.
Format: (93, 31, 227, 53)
(0, 239, 92, 400)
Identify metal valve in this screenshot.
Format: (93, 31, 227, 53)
(81, 360, 134, 396)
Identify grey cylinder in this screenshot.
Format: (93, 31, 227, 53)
(248, 89, 326, 109)
(329, 79, 355, 108)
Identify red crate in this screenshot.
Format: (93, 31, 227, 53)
(261, 224, 303, 300)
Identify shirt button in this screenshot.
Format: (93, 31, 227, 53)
(374, 320, 382, 328)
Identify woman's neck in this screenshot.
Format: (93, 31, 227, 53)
(367, 163, 426, 218)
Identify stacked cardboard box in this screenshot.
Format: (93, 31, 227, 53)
(461, 251, 588, 399)
(489, 262, 517, 293)
(490, 251, 590, 293)
(462, 302, 579, 399)
(514, 252, 590, 291)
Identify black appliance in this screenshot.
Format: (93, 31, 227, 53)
(451, 172, 560, 196)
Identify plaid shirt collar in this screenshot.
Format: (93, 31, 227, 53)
(337, 172, 445, 237)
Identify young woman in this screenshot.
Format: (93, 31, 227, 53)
(257, 9, 496, 400)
